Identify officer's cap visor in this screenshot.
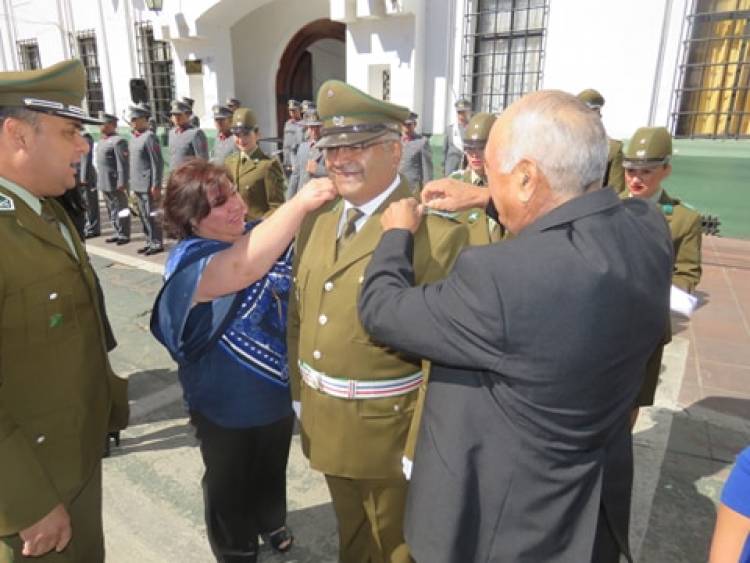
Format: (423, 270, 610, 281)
(622, 157, 670, 170)
(316, 124, 397, 149)
(231, 125, 254, 136)
(23, 99, 104, 125)
(463, 139, 488, 151)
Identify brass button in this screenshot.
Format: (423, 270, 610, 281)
(358, 275, 364, 284)
(312, 350, 322, 360)
(36, 434, 46, 444)
(49, 292, 58, 301)
(324, 281, 334, 292)
(318, 314, 328, 326)
(393, 405, 400, 412)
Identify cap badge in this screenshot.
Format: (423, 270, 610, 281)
(327, 89, 335, 98)
(636, 149, 646, 157)
(332, 116, 345, 127)
(640, 138, 646, 144)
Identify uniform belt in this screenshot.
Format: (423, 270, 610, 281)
(299, 361, 422, 400)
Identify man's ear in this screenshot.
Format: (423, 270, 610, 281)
(513, 159, 538, 204)
(3, 117, 32, 150)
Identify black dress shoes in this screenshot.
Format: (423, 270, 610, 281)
(137, 246, 149, 254)
(116, 238, 130, 245)
(145, 246, 164, 256)
(105, 236, 119, 243)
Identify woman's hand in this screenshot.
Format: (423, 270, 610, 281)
(294, 178, 338, 213)
(381, 198, 423, 234)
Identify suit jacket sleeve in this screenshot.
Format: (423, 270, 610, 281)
(421, 138, 434, 184)
(672, 212, 703, 292)
(147, 134, 164, 188)
(263, 159, 287, 217)
(359, 230, 503, 372)
(194, 130, 209, 160)
(115, 138, 130, 187)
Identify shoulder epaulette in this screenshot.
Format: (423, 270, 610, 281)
(424, 207, 460, 222)
(0, 192, 15, 213)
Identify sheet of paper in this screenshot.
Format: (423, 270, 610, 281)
(670, 285, 698, 317)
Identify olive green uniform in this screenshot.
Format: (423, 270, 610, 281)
(288, 180, 467, 562)
(607, 138, 627, 196)
(449, 168, 509, 245)
(0, 184, 127, 561)
(225, 146, 286, 221)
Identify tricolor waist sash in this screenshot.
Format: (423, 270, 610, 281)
(299, 360, 422, 399)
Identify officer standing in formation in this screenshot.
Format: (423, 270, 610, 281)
(398, 112, 433, 193)
(623, 126, 702, 424)
(225, 107, 286, 220)
(287, 80, 468, 563)
(449, 111, 508, 245)
(225, 96, 241, 113)
(128, 102, 165, 256)
(96, 111, 131, 245)
(168, 99, 209, 172)
(288, 109, 326, 199)
(210, 104, 237, 165)
(78, 128, 99, 238)
(0, 58, 128, 562)
(442, 98, 472, 175)
(577, 88, 627, 196)
(180, 96, 200, 128)
(282, 99, 304, 177)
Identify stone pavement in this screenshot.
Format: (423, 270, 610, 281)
(87, 233, 750, 563)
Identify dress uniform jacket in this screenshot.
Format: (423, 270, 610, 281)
(168, 125, 209, 171)
(442, 123, 466, 175)
(225, 146, 286, 221)
(606, 138, 627, 196)
(282, 119, 304, 171)
(358, 188, 673, 562)
(288, 139, 326, 199)
(0, 186, 127, 536)
(129, 130, 163, 193)
(210, 133, 237, 166)
(398, 134, 433, 193)
(449, 168, 509, 246)
(287, 179, 468, 480)
(95, 133, 129, 192)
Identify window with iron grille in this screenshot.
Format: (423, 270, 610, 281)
(460, 0, 548, 113)
(17, 39, 41, 70)
(135, 21, 175, 126)
(671, 0, 750, 138)
(76, 30, 105, 115)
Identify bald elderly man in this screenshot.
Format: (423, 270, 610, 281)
(358, 90, 673, 563)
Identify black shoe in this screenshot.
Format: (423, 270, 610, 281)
(85, 232, 100, 239)
(136, 246, 149, 254)
(263, 527, 293, 554)
(145, 246, 164, 256)
(105, 236, 119, 243)
(116, 238, 130, 246)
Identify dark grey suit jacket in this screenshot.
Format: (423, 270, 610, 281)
(129, 130, 164, 193)
(358, 188, 673, 563)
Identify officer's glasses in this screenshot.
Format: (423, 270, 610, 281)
(323, 139, 392, 158)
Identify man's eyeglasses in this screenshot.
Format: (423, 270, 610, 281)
(323, 139, 393, 157)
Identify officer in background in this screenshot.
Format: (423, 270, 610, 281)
(577, 88, 627, 196)
(282, 99, 304, 177)
(210, 104, 237, 165)
(449, 111, 508, 246)
(180, 95, 200, 128)
(0, 58, 128, 562)
(168, 99, 209, 172)
(96, 111, 130, 245)
(225, 96, 241, 113)
(398, 112, 433, 193)
(225, 108, 286, 220)
(287, 80, 468, 563)
(442, 98, 472, 175)
(301, 99, 315, 114)
(78, 128, 100, 238)
(128, 102, 164, 256)
(623, 126, 702, 424)
(288, 109, 326, 199)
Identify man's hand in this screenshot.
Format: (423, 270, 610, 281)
(305, 159, 318, 174)
(19, 504, 72, 557)
(293, 178, 338, 213)
(381, 198, 422, 233)
(420, 178, 490, 212)
(150, 185, 161, 200)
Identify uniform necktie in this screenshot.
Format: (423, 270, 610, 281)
(40, 199, 60, 231)
(337, 207, 363, 258)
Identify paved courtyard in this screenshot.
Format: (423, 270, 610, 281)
(89, 231, 750, 563)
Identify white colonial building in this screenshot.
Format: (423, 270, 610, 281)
(1, 0, 748, 141)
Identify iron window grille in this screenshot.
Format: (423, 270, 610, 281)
(76, 30, 105, 115)
(670, 0, 750, 138)
(135, 21, 175, 126)
(17, 39, 41, 70)
(460, 0, 549, 113)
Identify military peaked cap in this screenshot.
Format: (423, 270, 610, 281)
(225, 96, 240, 107)
(180, 96, 195, 108)
(577, 89, 605, 109)
(212, 105, 233, 119)
(231, 108, 258, 132)
(463, 112, 497, 150)
(169, 100, 191, 115)
(455, 98, 472, 112)
(404, 112, 418, 124)
(98, 110, 118, 123)
(623, 126, 672, 168)
(301, 99, 315, 112)
(0, 59, 103, 124)
(127, 102, 151, 119)
(316, 80, 410, 149)
(301, 110, 322, 127)
(288, 99, 301, 110)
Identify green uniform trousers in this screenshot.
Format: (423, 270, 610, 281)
(325, 475, 413, 563)
(0, 464, 103, 563)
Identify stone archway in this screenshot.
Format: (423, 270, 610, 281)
(275, 18, 346, 137)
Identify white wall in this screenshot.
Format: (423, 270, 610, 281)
(230, 0, 330, 138)
(309, 38, 346, 99)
